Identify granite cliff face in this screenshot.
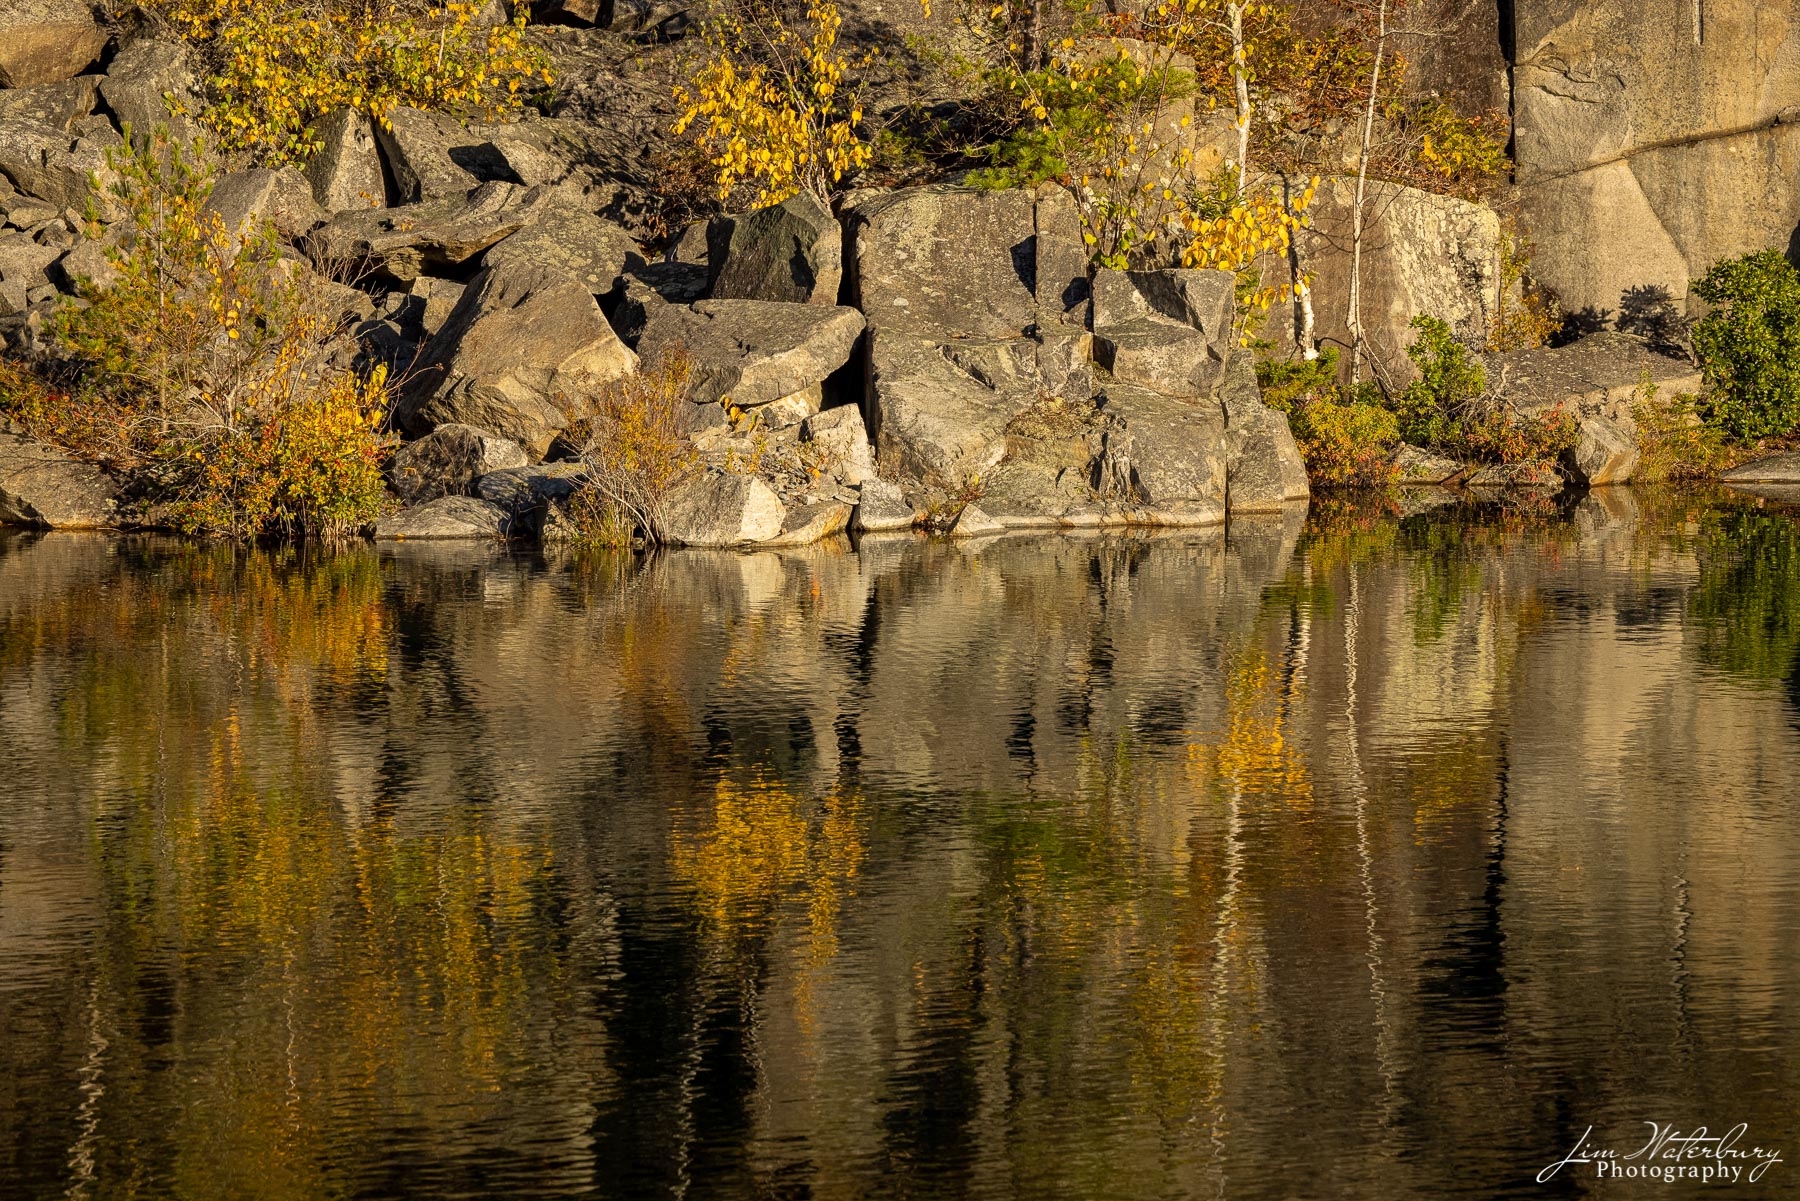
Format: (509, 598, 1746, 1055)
(1508, 1, 1800, 320)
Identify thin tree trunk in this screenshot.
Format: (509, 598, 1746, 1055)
(1229, 1, 1251, 200)
(1347, 0, 1390, 384)
(1285, 178, 1317, 359)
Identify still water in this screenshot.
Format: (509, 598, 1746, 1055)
(1, 489, 1796, 1200)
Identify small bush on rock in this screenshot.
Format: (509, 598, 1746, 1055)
(2, 133, 392, 538)
(1392, 315, 1484, 446)
(1386, 315, 1574, 467)
(1691, 250, 1800, 441)
(149, 0, 553, 164)
(1260, 349, 1398, 488)
(573, 349, 701, 546)
(1632, 378, 1732, 482)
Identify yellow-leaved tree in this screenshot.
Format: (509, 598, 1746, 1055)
(147, 0, 553, 165)
(672, 0, 873, 205)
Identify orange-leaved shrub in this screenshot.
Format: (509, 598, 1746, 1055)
(1, 131, 392, 538)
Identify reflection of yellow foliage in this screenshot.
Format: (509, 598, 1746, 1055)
(1191, 648, 1313, 805)
(672, 774, 866, 1040)
(673, 774, 865, 952)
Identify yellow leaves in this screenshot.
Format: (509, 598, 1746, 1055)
(149, 0, 552, 164)
(673, 0, 871, 207)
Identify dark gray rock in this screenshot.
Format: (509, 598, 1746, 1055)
(474, 461, 586, 512)
(710, 191, 843, 305)
(374, 106, 511, 202)
(636, 299, 864, 409)
(388, 423, 529, 502)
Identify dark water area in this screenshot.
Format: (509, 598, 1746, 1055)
(1, 488, 1796, 1199)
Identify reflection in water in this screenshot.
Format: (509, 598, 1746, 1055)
(1, 489, 1797, 1199)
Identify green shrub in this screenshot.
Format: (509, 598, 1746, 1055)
(1691, 250, 1800, 441)
(1631, 378, 1732, 482)
(1260, 348, 1399, 488)
(1391, 315, 1485, 446)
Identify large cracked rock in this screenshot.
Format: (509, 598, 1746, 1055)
(862, 329, 1030, 489)
(481, 202, 642, 295)
(307, 181, 560, 281)
(709, 191, 843, 305)
(0, 0, 105, 89)
(660, 472, 787, 546)
(397, 263, 639, 456)
(636, 299, 865, 426)
(208, 167, 323, 241)
(845, 182, 1089, 342)
(0, 428, 118, 528)
(1092, 383, 1229, 525)
(846, 183, 1094, 487)
(1507, 2, 1800, 320)
(1090, 268, 1234, 397)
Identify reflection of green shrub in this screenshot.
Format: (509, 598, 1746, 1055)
(1689, 507, 1800, 683)
(1692, 250, 1800, 440)
(1260, 349, 1399, 489)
